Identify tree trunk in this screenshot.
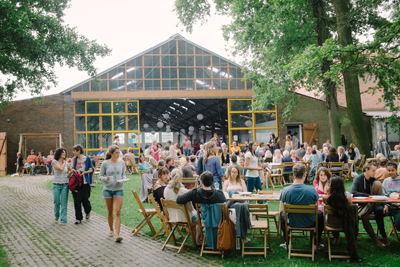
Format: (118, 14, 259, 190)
(332, 0, 370, 155)
(312, 0, 342, 148)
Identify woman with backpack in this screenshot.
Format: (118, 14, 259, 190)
(99, 145, 126, 242)
(51, 148, 71, 226)
(71, 144, 94, 225)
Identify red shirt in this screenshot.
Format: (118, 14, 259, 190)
(27, 155, 37, 163)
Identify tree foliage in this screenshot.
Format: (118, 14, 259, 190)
(0, 0, 111, 110)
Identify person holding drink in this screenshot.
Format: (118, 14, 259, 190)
(99, 145, 126, 242)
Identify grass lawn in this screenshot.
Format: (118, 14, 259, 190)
(46, 174, 400, 267)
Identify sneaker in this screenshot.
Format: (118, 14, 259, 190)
(86, 213, 90, 220)
(75, 220, 81, 224)
(280, 242, 287, 249)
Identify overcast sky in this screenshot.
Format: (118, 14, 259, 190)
(14, 0, 234, 101)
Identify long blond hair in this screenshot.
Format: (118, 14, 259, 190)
(170, 168, 183, 194)
(203, 141, 216, 164)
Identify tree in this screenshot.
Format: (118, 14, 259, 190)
(0, 0, 111, 111)
(174, 0, 394, 154)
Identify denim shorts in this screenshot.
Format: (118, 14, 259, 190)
(103, 189, 124, 199)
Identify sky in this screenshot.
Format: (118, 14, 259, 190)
(14, 0, 234, 101)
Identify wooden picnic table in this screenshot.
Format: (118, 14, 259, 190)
(227, 193, 323, 202)
(352, 196, 400, 204)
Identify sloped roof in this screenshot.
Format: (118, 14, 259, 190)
(61, 33, 242, 94)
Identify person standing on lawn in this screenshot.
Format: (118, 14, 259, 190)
(99, 145, 126, 242)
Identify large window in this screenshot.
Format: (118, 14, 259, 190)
(74, 100, 140, 154)
(228, 99, 278, 147)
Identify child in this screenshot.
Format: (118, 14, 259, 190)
(17, 153, 24, 177)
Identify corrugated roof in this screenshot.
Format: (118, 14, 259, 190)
(364, 111, 400, 118)
(61, 33, 242, 94)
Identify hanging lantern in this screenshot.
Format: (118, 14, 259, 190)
(157, 122, 163, 128)
(245, 120, 252, 127)
(163, 114, 170, 119)
(197, 114, 203, 120)
(151, 131, 155, 135)
(188, 131, 193, 135)
(175, 132, 180, 135)
(143, 124, 149, 129)
(166, 125, 171, 129)
(189, 126, 194, 131)
(200, 126, 205, 131)
(166, 128, 171, 133)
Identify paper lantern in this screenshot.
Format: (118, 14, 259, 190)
(151, 131, 155, 135)
(143, 124, 149, 129)
(157, 122, 163, 128)
(197, 114, 203, 120)
(175, 132, 180, 135)
(163, 114, 170, 119)
(166, 129, 171, 133)
(245, 120, 252, 127)
(200, 126, 205, 131)
(166, 125, 171, 129)
(189, 126, 194, 131)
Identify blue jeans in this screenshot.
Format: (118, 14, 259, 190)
(246, 177, 262, 193)
(52, 184, 69, 223)
(183, 149, 190, 156)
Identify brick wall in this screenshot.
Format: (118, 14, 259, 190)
(0, 94, 73, 173)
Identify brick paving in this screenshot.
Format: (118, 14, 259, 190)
(0, 175, 220, 267)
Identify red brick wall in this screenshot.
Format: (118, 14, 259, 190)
(0, 94, 73, 174)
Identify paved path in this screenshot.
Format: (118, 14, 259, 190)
(0, 175, 219, 267)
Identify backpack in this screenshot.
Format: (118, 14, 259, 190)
(69, 170, 83, 193)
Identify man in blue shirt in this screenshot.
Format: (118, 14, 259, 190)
(279, 163, 323, 249)
(97, 147, 106, 156)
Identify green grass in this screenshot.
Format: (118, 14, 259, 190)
(45, 175, 400, 267)
(0, 224, 10, 267)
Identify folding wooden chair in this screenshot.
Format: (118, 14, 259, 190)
(323, 205, 351, 261)
(93, 165, 101, 184)
(388, 216, 399, 241)
(343, 160, 354, 181)
(270, 164, 284, 187)
(255, 190, 282, 238)
(124, 157, 134, 174)
(242, 203, 270, 258)
(356, 154, 366, 172)
(161, 199, 199, 253)
(284, 204, 319, 261)
(329, 162, 344, 177)
(181, 177, 197, 188)
(148, 194, 170, 240)
(282, 162, 294, 185)
(131, 190, 157, 236)
(317, 162, 329, 170)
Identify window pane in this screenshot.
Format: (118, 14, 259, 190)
(128, 115, 139, 130)
(162, 68, 177, 79)
(109, 68, 125, 79)
(114, 115, 126, 131)
(162, 80, 178, 91)
(220, 79, 228, 90)
(161, 40, 177, 54)
(109, 80, 125, 91)
(91, 80, 107, 92)
(86, 102, 99, 114)
(102, 102, 111, 113)
(230, 67, 244, 79)
(237, 79, 245, 90)
(179, 56, 194, 66)
(230, 100, 252, 111)
(87, 134, 100, 149)
(128, 102, 138, 113)
(126, 67, 143, 79)
(73, 85, 82, 93)
(145, 133, 159, 143)
(113, 102, 126, 113)
(230, 79, 238, 90)
(75, 101, 85, 114)
(178, 40, 194, 54)
(128, 132, 139, 148)
(87, 116, 99, 131)
(231, 113, 252, 128)
(213, 68, 229, 78)
(231, 130, 253, 144)
(179, 68, 194, 79)
(255, 113, 276, 127)
(247, 81, 253, 90)
(196, 68, 204, 79)
(255, 129, 276, 144)
(127, 80, 143, 91)
(195, 56, 203, 66)
(102, 133, 112, 148)
(126, 57, 142, 66)
(76, 134, 86, 149)
(102, 116, 112, 131)
(203, 56, 211, 67)
(145, 80, 160, 91)
(162, 56, 177, 66)
(115, 133, 127, 148)
(144, 68, 160, 79)
(144, 56, 160, 66)
(146, 47, 159, 55)
(179, 80, 195, 91)
(75, 117, 86, 131)
(82, 82, 89, 92)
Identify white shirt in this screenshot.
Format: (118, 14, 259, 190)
(245, 152, 259, 178)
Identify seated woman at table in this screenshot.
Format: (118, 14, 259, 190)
(153, 166, 170, 211)
(290, 150, 299, 162)
(324, 178, 358, 249)
(381, 161, 400, 232)
(321, 147, 329, 162)
(338, 146, 349, 170)
(308, 149, 322, 182)
(263, 150, 273, 163)
(314, 167, 331, 211)
(272, 150, 282, 163)
(138, 154, 153, 173)
(281, 150, 292, 183)
(223, 165, 247, 193)
(375, 157, 390, 182)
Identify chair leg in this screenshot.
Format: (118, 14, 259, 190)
(389, 217, 399, 241)
(312, 232, 315, 262)
(145, 215, 157, 235)
(200, 230, 206, 256)
(162, 224, 178, 250)
(327, 231, 332, 261)
(132, 218, 147, 235)
(288, 230, 292, 259)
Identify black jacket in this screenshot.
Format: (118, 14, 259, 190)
(350, 173, 377, 197)
(221, 153, 230, 165)
(176, 187, 226, 206)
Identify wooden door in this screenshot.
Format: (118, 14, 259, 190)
(0, 132, 7, 176)
(303, 123, 318, 148)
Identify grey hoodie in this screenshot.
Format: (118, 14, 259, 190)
(382, 175, 400, 196)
